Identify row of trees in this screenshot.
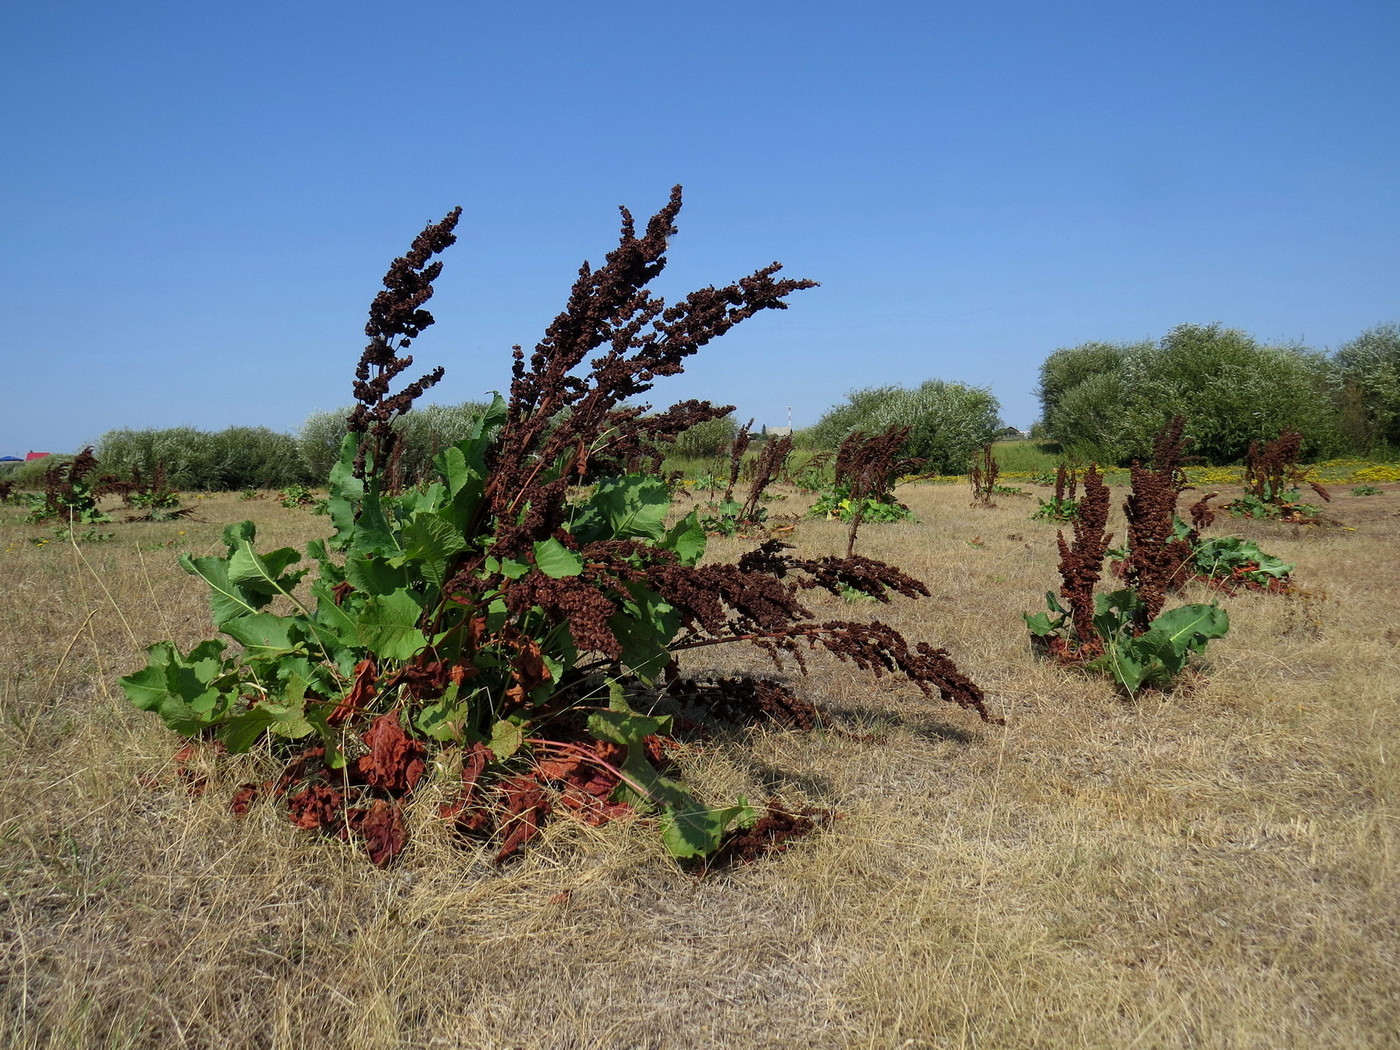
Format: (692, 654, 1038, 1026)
(41, 320, 1398, 491)
(1038, 323, 1400, 464)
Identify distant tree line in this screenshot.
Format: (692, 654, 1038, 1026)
(79, 403, 491, 492)
(21, 321, 1394, 491)
(1037, 322, 1400, 464)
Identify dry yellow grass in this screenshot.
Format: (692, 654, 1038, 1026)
(1, 482, 1397, 1049)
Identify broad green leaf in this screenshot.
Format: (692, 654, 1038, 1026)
(353, 483, 401, 555)
(119, 639, 233, 735)
(1022, 611, 1063, 637)
(181, 549, 267, 626)
(354, 588, 427, 662)
(395, 513, 467, 589)
(587, 705, 673, 747)
(415, 683, 475, 743)
(533, 537, 583, 578)
(659, 799, 755, 860)
(608, 584, 681, 683)
(345, 552, 410, 596)
(484, 555, 531, 580)
(227, 544, 303, 597)
(488, 719, 524, 761)
(221, 612, 302, 658)
(1150, 603, 1230, 650)
(304, 539, 346, 586)
(218, 709, 277, 752)
(306, 579, 363, 651)
(661, 512, 707, 566)
(1088, 644, 1148, 693)
(327, 434, 363, 549)
(575, 475, 672, 542)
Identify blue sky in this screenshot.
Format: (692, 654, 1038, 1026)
(2, 0, 1396, 454)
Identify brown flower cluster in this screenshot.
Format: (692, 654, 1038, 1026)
(1055, 464, 1112, 653)
(738, 434, 794, 523)
(1242, 428, 1331, 507)
(722, 421, 754, 503)
(347, 207, 462, 481)
(1053, 464, 1078, 505)
(969, 443, 1000, 507)
(832, 426, 917, 555)
(1122, 415, 1192, 625)
(472, 189, 816, 562)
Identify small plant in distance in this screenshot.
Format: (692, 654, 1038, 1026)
(1187, 528, 1293, 593)
(277, 483, 316, 508)
(26, 448, 115, 526)
(1025, 418, 1229, 695)
(1032, 464, 1079, 522)
(122, 189, 992, 867)
(968, 443, 999, 507)
(122, 463, 192, 522)
(808, 427, 917, 556)
(1227, 429, 1331, 521)
(1351, 484, 1383, 496)
(700, 427, 794, 536)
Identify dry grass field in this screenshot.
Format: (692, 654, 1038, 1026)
(2, 480, 1396, 1050)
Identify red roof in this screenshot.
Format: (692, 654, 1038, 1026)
(25, 452, 51, 461)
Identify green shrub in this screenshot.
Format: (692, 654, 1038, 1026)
(96, 426, 310, 490)
(668, 413, 739, 460)
(809, 381, 1001, 475)
(1038, 325, 1342, 464)
(298, 402, 491, 484)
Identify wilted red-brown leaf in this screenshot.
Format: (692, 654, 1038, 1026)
(505, 637, 551, 708)
(438, 741, 494, 834)
(286, 782, 343, 830)
(349, 799, 407, 867)
(356, 709, 426, 793)
(493, 776, 551, 863)
(558, 785, 633, 826)
(230, 783, 260, 817)
(534, 752, 585, 782)
(328, 658, 377, 726)
(448, 661, 479, 686)
(468, 614, 489, 652)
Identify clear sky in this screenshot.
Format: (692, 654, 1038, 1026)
(2, 0, 1396, 454)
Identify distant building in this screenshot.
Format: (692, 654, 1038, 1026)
(762, 425, 793, 438)
(25, 451, 52, 461)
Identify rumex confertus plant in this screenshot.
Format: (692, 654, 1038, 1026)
(1025, 417, 1229, 694)
(1032, 465, 1079, 522)
(1229, 428, 1332, 521)
(123, 188, 992, 867)
(968, 443, 999, 508)
(808, 427, 918, 556)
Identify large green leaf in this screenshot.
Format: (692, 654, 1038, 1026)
(221, 612, 303, 658)
(327, 434, 363, 549)
(573, 474, 672, 542)
(661, 512, 707, 566)
(181, 550, 265, 626)
(608, 584, 681, 684)
(119, 639, 233, 735)
(533, 537, 583, 579)
(227, 543, 304, 599)
(306, 579, 362, 651)
(659, 799, 757, 860)
(393, 513, 467, 589)
(344, 552, 410, 596)
(354, 588, 428, 662)
(1149, 603, 1230, 652)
